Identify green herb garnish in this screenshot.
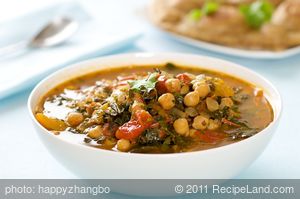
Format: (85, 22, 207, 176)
(240, 0, 274, 28)
(128, 72, 158, 93)
(189, 9, 203, 21)
(202, 1, 219, 15)
(188, 1, 219, 21)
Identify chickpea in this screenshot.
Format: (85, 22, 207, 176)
(165, 78, 181, 93)
(192, 81, 202, 89)
(180, 85, 190, 95)
(184, 91, 200, 107)
(194, 83, 210, 98)
(103, 138, 117, 148)
(91, 110, 104, 124)
(117, 139, 131, 152)
(87, 126, 103, 139)
(206, 97, 219, 112)
(192, 115, 209, 130)
(66, 112, 84, 126)
(158, 93, 175, 110)
(173, 118, 189, 135)
(207, 119, 221, 130)
(220, 98, 234, 109)
(199, 111, 210, 119)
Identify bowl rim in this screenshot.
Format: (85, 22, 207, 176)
(28, 52, 282, 157)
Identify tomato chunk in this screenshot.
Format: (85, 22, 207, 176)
(134, 110, 153, 128)
(117, 81, 129, 86)
(116, 120, 144, 140)
(195, 130, 226, 143)
(156, 75, 168, 94)
(222, 118, 240, 127)
(116, 110, 153, 140)
(176, 73, 191, 84)
(117, 75, 135, 81)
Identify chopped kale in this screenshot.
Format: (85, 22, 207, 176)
(210, 107, 230, 120)
(224, 117, 259, 139)
(108, 101, 125, 116)
(227, 127, 259, 139)
(138, 129, 162, 145)
(174, 93, 185, 110)
(110, 104, 131, 126)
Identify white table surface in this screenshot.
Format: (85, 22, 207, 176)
(0, 0, 299, 179)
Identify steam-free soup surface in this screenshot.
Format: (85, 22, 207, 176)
(35, 64, 273, 153)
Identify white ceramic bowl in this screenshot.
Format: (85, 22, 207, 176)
(28, 53, 282, 180)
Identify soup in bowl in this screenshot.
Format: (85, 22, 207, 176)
(28, 53, 281, 179)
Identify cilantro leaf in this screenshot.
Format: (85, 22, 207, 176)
(202, 1, 219, 15)
(189, 9, 203, 21)
(240, 0, 274, 28)
(188, 1, 219, 21)
(128, 73, 158, 93)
